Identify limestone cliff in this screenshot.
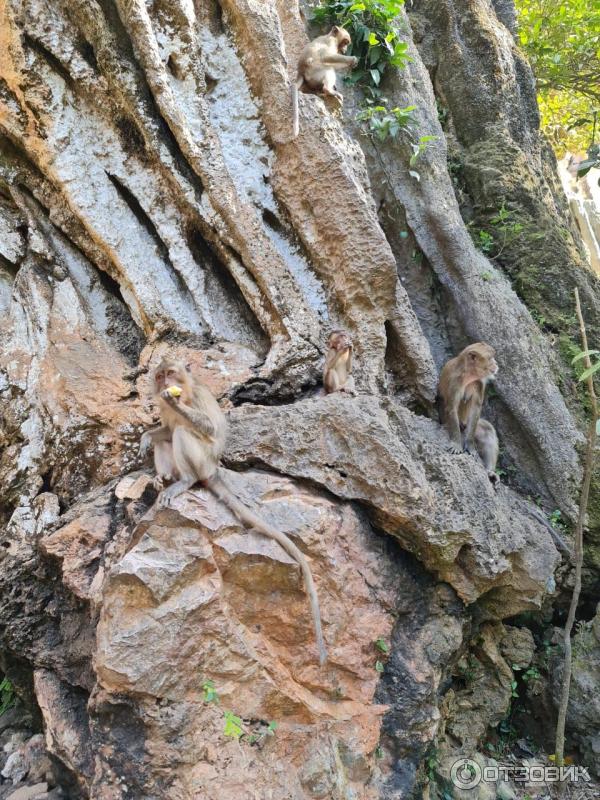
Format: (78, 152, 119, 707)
(0, 0, 599, 798)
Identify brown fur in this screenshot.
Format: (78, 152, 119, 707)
(323, 330, 355, 394)
(292, 26, 358, 138)
(438, 343, 500, 483)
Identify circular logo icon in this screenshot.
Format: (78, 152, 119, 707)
(450, 758, 482, 789)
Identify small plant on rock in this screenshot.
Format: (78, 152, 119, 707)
(0, 678, 15, 717)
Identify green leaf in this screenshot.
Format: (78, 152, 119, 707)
(370, 68, 381, 85)
(202, 679, 219, 704)
(223, 710, 244, 739)
(375, 660, 385, 672)
(578, 361, 600, 382)
(375, 637, 390, 653)
(369, 46, 383, 65)
(571, 349, 600, 364)
(368, 31, 379, 45)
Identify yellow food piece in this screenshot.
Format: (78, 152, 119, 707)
(166, 385, 182, 397)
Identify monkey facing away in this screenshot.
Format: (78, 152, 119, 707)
(323, 330, 355, 394)
(437, 343, 499, 484)
(292, 25, 358, 138)
(139, 359, 327, 665)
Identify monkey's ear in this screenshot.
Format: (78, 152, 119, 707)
(330, 25, 340, 34)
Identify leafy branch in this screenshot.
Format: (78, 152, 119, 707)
(554, 289, 599, 768)
(516, 0, 600, 154)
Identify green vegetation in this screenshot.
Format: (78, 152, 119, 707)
(202, 678, 277, 746)
(356, 104, 416, 140)
(515, 0, 600, 156)
(0, 678, 15, 717)
(202, 679, 219, 704)
(469, 203, 525, 259)
(312, 0, 435, 161)
(311, 0, 409, 99)
(554, 291, 598, 768)
(572, 347, 600, 385)
(223, 710, 244, 740)
(373, 636, 390, 672)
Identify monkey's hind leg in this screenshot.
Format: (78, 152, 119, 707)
(321, 72, 343, 105)
(475, 420, 499, 485)
(341, 375, 356, 396)
(157, 427, 214, 508)
(153, 440, 178, 491)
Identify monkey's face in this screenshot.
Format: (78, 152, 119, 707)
(153, 361, 189, 397)
(330, 26, 351, 53)
(328, 331, 352, 351)
(465, 344, 498, 381)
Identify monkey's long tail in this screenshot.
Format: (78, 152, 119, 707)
(292, 79, 301, 139)
(207, 472, 327, 665)
(526, 506, 573, 560)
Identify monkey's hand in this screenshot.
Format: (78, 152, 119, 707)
(160, 388, 179, 405)
(351, 56, 359, 68)
(139, 431, 153, 459)
(448, 444, 463, 455)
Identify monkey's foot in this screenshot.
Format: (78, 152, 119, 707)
(157, 489, 177, 508)
(488, 472, 500, 487)
(153, 474, 173, 492)
(448, 445, 463, 455)
(157, 480, 192, 508)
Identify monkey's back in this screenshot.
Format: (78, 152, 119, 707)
(297, 35, 335, 85)
(191, 382, 228, 457)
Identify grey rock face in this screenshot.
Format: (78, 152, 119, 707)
(0, 0, 593, 797)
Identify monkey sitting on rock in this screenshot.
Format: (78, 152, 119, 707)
(292, 25, 358, 138)
(323, 329, 355, 395)
(139, 358, 327, 665)
(438, 343, 499, 485)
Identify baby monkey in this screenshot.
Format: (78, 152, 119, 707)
(323, 329, 355, 394)
(292, 25, 358, 138)
(438, 343, 499, 484)
(139, 359, 327, 665)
